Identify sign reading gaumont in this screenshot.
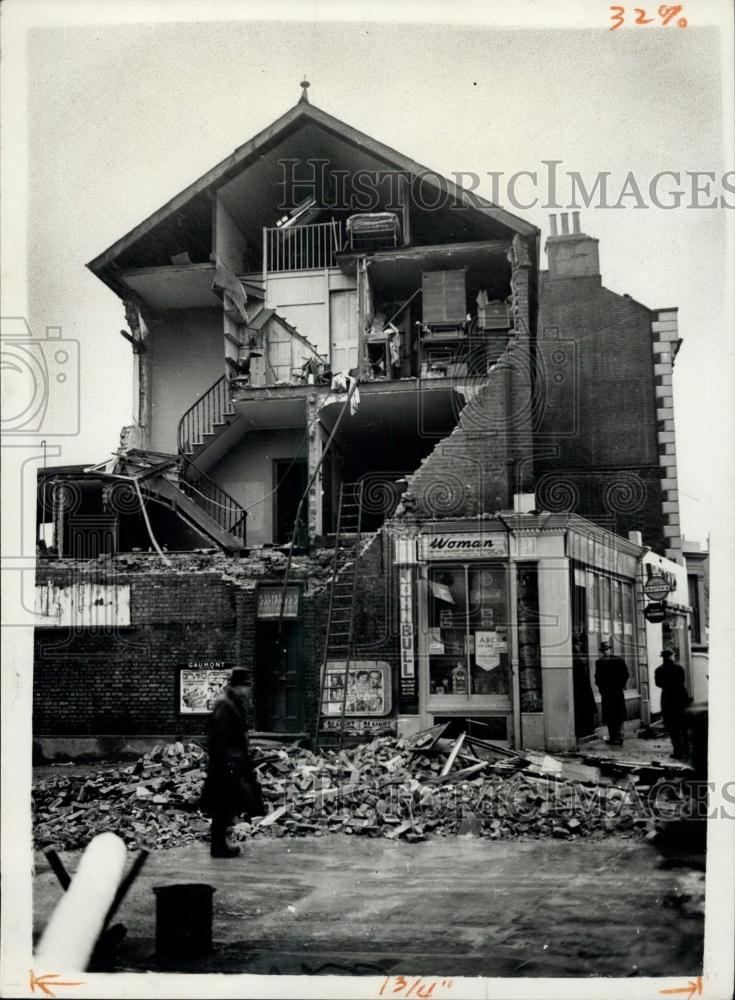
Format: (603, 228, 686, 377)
(418, 532, 508, 560)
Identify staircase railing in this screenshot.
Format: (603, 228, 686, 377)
(176, 454, 247, 543)
(177, 375, 232, 457)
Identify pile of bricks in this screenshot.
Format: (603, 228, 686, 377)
(33, 735, 671, 852)
(34, 742, 210, 852)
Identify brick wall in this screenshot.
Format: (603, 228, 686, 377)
(33, 561, 377, 739)
(536, 273, 667, 553)
(34, 569, 238, 737)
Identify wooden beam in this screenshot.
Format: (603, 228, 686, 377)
(440, 731, 466, 777)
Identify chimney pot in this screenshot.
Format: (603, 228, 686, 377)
(572, 211, 580, 234)
(560, 212, 569, 235)
(549, 214, 558, 237)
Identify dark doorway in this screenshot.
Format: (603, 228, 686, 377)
(273, 459, 308, 546)
(255, 621, 304, 732)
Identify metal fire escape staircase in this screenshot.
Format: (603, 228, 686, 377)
(166, 375, 248, 552)
(314, 481, 366, 748)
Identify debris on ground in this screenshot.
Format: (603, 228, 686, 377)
(33, 732, 695, 853)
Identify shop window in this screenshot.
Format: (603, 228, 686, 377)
(427, 564, 510, 700)
(611, 579, 624, 652)
(584, 569, 638, 691)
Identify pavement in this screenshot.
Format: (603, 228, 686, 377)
(580, 726, 679, 765)
(34, 834, 704, 978)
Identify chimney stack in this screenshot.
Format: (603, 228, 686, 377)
(545, 212, 600, 280)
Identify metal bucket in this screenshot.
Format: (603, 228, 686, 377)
(153, 883, 216, 957)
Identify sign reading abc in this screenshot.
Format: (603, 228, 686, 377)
(643, 574, 675, 599)
(418, 532, 508, 560)
(643, 602, 668, 624)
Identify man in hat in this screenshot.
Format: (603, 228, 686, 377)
(201, 668, 264, 858)
(594, 641, 629, 745)
(655, 649, 691, 759)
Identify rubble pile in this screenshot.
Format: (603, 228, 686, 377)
(33, 733, 681, 852)
(34, 742, 210, 852)
(40, 547, 343, 594)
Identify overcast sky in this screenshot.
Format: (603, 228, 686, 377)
(6, 1, 734, 544)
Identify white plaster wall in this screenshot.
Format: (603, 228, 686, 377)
(209, 428, 306, 546)
(148, 308, 225, 453)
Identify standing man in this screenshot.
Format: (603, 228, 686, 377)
(594, 641, 629, 745)
(655, 649, 691, 759)
(201, 668, 264, 858)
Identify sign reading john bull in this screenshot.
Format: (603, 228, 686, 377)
(419, 532, 508, 560)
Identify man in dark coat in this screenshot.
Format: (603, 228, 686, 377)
(655, 649, 691, 759)
(594, 641, 629, 745)
(202, 668, 264, 858)
(572, 635, 597, 739)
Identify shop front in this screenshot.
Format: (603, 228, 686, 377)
(391, 514, 645, 752)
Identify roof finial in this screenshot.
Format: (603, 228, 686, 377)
(299, 77, 310, 104)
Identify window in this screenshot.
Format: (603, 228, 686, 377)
(427, 564, 510, 700)
(580, 566, 638, 691)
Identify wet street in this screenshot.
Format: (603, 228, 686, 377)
(34, 834, 704, 978)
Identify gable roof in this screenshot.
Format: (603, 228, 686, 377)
(87, 99, 537, 293)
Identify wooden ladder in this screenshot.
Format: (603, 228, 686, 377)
(313, 480, 365, 749)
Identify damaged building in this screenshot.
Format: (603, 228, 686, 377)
(34, 86, 690, 757)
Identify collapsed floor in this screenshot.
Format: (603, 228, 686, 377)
(33, 732, 700, 853)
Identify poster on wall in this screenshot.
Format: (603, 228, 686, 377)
(179, 662, 231, 714)
(322, 660, 392, 717)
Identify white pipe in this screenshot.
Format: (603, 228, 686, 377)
(35, 832, 127, 971)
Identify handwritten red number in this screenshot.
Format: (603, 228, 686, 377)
(610, 6, 625, 30)
(634, 8, 654, 22)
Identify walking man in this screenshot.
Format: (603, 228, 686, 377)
(655, 649, 691, 759)
(201, 668, 264, 858)
(594, 641, 629, 745)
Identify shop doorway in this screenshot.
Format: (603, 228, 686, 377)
(254, 620, 304, 733)
(273, 459, 307, 546)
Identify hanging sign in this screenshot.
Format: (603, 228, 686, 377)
(643, 602, 668, 624)
(643, 575, 674, 599)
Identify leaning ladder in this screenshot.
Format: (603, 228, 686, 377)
(313, 481, 365, 750)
